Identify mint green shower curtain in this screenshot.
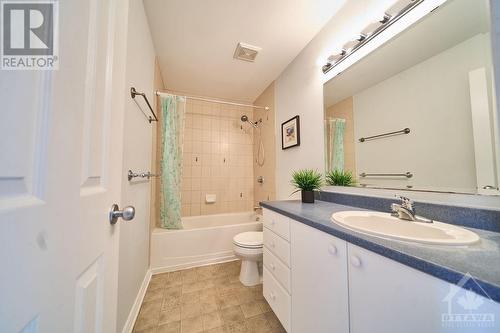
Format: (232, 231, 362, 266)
(159, 94, 186, 229)
(325, 118, 346, 172)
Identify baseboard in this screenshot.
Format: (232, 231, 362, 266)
(121, 269, 152, 333)
(150, 254, 238, 275)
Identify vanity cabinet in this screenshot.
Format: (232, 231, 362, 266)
(263, 208, 500, 333)
(262, 209, 292, 332)
(347, 244, 447, 333)
(290, 221, 349, 333)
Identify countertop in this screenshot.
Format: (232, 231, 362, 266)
(260, 200, 500, 303)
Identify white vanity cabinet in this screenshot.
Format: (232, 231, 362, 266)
(262, 209, 292, 332)
(290, 221, 349, 333)
(263, 209, 500, 333)
(347, 243, 448, 333)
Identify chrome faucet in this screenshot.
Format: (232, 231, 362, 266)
(391, 195, 433, 223)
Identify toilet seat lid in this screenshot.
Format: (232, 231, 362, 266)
(233, 231, 263, 248)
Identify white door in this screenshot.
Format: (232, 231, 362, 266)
(0, 0, 129, 332)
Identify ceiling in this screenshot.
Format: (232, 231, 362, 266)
(143, 0, 345, 102)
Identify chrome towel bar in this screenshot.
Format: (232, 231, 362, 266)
(359, 128, 410, 142)
(131, 87, 158, 123)
(128, 170, 159, 181)
(359, 172, 413, 178)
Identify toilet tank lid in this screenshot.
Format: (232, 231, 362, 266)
(233, 231, 263, 246)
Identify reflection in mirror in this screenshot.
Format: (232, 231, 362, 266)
(323, 0, 499, 195)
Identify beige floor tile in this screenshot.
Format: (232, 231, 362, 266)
(256, 300, 271, 313)
(199, 288, 217, 300)
(200, 297, 218, 314)
(157, 321, 181, 333)
(133, 327, 157, 333)
(135, 261, 282, 333)
(163, 296, 181, 311)
(181, 302, 203, 319)
(159, 306, 181, 325)
(180, 315, 203, 333)
(245, 314, 272, 333)
(224, 321, 249, 333)
(240, 302, 263, 319)
(220, 305, 245, 325)
(165, 286, 182, 298)
(217, 294, 240, 309)
(181, 291, 200, 305)
(144, 288, 165, 303)
(202, 311, 223, 330)
(204, 327, 227, 333)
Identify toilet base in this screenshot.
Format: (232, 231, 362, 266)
(239, 259, 261, 286)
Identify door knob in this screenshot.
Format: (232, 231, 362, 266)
(109, 204, 135, 225)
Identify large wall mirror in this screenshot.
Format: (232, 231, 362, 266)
(323, 0, 499, 195)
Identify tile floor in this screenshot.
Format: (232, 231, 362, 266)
(133, 260, 286, 333)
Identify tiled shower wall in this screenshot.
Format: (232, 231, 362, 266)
(180, 99, 255, 216)
(252, 82, 276, 206)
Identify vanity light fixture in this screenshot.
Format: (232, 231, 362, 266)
(322, 0, 423, 74)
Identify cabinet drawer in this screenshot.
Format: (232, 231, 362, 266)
(264, 227, 290, 267)
(263, 209, 290, 241)
(263, 247, 291, 293)
(263, 267, 291, 332)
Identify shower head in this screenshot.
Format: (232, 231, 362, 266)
(240, 115, 259, 128)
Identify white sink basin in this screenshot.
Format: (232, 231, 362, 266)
(331, 211, 479, 246)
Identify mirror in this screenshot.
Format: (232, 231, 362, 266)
(323, 0, 499, 195)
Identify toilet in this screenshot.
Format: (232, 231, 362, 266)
(233, 231, 263, 286)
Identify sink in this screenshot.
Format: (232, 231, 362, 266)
(331, 211, 479, 245)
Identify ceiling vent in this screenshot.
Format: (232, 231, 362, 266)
(233, 42, 261, 62)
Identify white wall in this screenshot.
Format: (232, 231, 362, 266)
(117, 0, 156, 331)
(275, 0, 399, 199)
(353, 34, 490, 193)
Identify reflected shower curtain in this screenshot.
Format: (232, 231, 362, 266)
(325, 118, 346, 171)
(159, 94, 186, 229)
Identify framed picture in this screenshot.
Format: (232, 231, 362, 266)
(281, 115, 300, 149)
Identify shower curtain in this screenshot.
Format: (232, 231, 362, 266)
(159, 94, 186, 229)
(325, 118, 346, 171)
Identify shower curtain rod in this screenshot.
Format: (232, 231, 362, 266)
(155, 91, 269, 110)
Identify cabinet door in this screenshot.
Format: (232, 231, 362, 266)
(291, 221, 349, 333)
(348, 244, 500, 333)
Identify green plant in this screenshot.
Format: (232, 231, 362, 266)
(291, 169, 323, 194)
(325, 169, 355, 186)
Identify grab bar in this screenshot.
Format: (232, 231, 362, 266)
(128, 170, 159, 181)
(359, 172, 413, 178)
(130, 87, 158, 123)
(359, 128, 410, 142)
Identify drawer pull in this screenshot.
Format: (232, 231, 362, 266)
(328, 244, 337, 255)
(350, 255, 362, 267)
(270, 263, 276, 270)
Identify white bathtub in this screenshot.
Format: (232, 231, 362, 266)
(150, 212, 263, 273)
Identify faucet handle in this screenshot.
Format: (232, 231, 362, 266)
(396, 195, 414, 211)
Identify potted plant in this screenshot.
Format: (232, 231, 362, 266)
(325, 169, 355, 187)
(291, 169, 322, 203)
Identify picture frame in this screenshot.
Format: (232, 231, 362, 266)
(281, 115, 300, 149)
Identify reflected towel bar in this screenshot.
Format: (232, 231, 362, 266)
(131, 87, 158, 123)
(359, 128, 410, 142)
(128, 170, 159, 181)
(359, 172, 413, 178)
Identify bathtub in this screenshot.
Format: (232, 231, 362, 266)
(150, 211, 263, 273)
